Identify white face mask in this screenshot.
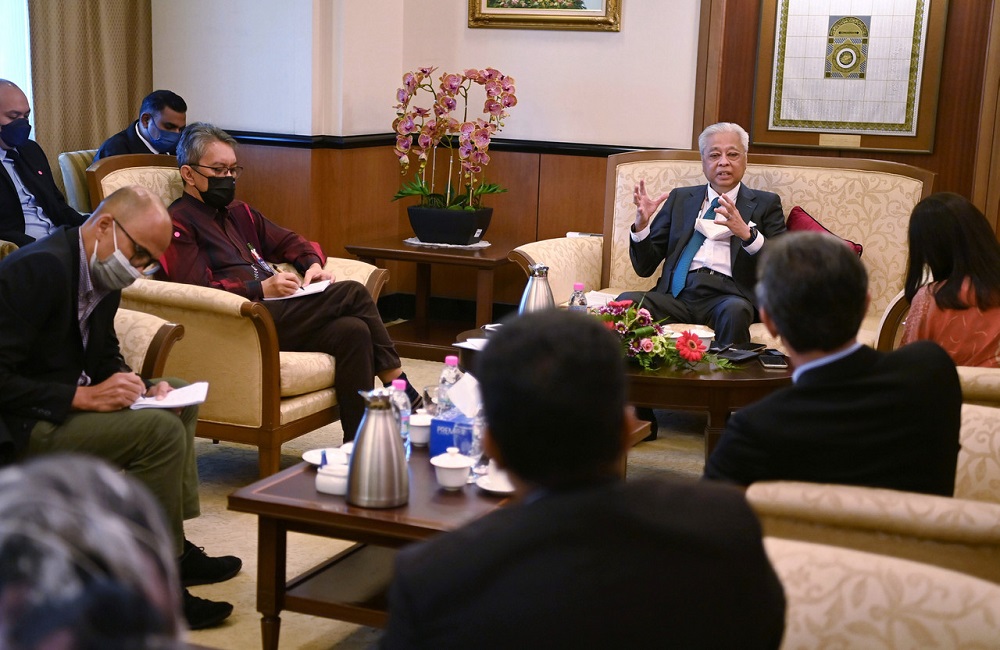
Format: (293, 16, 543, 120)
(90, 222, 141, 291)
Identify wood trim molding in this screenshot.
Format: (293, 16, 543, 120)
(695, 0, 727, 142)
(972, 1, 1000, 233)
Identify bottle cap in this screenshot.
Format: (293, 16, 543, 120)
(445, 355, 459, 366)
(391, 379, 407, 391)
(573, 282, 584, 291)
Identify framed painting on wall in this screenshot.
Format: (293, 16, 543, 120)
(468, 0, 621, 32)
(752, 0, 948, 152)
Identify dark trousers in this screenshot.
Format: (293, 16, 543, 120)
(264, 280, 401, 441)
(618, 271, 755, 345)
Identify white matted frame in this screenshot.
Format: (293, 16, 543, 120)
(752, 0, 948, 152)
(468, 0, 621, 32)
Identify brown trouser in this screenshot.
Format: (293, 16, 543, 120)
(264, 280, 401, 441)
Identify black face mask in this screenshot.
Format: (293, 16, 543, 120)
(0, 117, 31, 148)
(199, 176, 235, 210)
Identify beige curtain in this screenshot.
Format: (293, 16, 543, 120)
(27, 0, 152, 191)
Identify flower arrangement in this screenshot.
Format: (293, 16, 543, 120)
(392, 66, 518, 210)
(596, 299, 733, 371)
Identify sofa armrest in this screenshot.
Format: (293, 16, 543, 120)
(508, 236, 603, 305)
(273, 257, 389, 301)
(748, 480, 1000, 584)
(120, 279, 277, 428)
(324, 257, 389, 300)
(114, 308, 185, 380)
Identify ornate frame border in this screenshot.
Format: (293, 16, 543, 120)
(468, 0, 621, 32)
(751, 0, 948, 152)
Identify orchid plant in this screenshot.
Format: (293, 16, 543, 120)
(392, 66, 517, 210)
(596, 299, 733, 372)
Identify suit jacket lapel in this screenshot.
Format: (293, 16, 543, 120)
(729, 185, 758, 264)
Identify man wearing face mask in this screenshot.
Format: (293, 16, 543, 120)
(93, 89, 187, 162)
(163, 122, 422, 442)
(0, 79, 85, 247)
(0, 185, 242, 630)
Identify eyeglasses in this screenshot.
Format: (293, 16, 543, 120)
(114, 219, 161, 276)
(189, 163, 244, 179)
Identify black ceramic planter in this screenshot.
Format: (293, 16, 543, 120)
(407, 206, 493, 245)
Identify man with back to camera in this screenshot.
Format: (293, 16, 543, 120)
(0, 79, 85, 247)
(380, 310, 786, 649)
(619, 122, 787, 346)
(93, 89, 187, 161)
(704, 231, 962, 495)
(162, 122, 422, 441)
(0, 185, 242, 629)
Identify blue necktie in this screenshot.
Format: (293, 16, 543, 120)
(670, 197, 720, 297)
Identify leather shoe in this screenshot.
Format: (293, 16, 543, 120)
(179, 540, 242, 587)
(183, 589, 233, 630)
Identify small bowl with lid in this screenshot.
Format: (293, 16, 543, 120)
(429, 447, 474, 490)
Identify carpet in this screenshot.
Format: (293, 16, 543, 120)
(184, 358, 707, 649)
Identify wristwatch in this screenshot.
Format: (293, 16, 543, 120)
(741, 226, 758, 245)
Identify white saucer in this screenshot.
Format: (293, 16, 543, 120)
(303, 448, 348, 466)
(476, 474, 515, 495)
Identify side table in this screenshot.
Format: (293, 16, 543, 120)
(345, 235, 518, 360)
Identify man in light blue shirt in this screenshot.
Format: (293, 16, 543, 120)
(0, 79, 84, 246)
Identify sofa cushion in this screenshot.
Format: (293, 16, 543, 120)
(279, 351, 336, 397)
(787, 205, 863, 256)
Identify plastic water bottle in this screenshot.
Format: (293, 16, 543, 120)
(390, 379, 412, 460)
(438, 355, 463, 412)
(568, 282, 588, 312)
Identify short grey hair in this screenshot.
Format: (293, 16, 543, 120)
(177, 121, 238, 167)
(698, 122, 749, 157)
(756, 232, 868, 352)
(0, 454, 183, 647)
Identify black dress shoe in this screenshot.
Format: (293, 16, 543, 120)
(183, 589, 233, 630)
(179, 540, 242, 587)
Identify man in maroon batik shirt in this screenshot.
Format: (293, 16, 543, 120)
(162, 122, 420, 441)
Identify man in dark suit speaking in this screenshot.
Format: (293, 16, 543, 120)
(620, 122, 786, 345)
(704, 232, 962, 496)
(0, 79, 84, 246)
(381, 310, 786, 649)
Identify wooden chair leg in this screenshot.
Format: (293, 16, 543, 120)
(258, 446, 282, 478)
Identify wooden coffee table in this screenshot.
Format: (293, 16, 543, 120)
(627, 362, 792, 461)
(454, 329, 791, 463)
(228, 448, 508, 650)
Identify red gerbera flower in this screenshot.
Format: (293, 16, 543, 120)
(676, 331, 706, 362)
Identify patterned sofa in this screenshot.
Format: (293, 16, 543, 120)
(510, 150, 935, 349)
(746, 392, 1000, 585)
(765, 537, 1000, 648)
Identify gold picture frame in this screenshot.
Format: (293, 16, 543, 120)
(468, 0, 621, 32)
(752, 0, 947, 153)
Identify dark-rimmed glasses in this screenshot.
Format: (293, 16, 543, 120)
(189, 163, 244, 179)
(114, 219, 161, 276)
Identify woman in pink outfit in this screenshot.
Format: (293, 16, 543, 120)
(902, 193, 1000, 367)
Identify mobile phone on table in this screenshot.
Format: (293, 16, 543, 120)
(759, 349, 789, 369)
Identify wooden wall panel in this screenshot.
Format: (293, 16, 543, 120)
(537, 155, 606, 240)
(235, 145, 313, 237)
(716, 0, 992, 198)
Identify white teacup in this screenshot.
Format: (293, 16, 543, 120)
(409, 412, 431, 446)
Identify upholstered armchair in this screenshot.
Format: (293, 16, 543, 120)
(86, 153, 184, 207)
(510, 151, 934, 349)
(748, 481, 1000, 585)
(765, 537, 1000, 647)
(57, 148, 99, 213)
(120, 255, 389, 477)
